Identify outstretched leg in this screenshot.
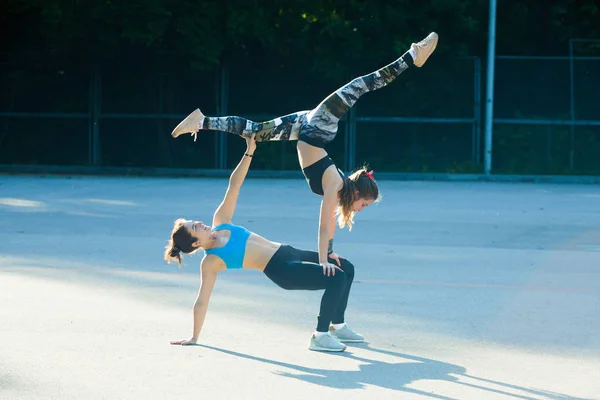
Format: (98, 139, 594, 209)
(299, 32, 438, 148)
(172, 32, 438, 145)
(171, 109, 309, 142)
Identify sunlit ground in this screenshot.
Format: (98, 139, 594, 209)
(1, 175, 599, 400)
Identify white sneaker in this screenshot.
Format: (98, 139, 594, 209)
(329, 324, 365, 343)
(171, 108, 204, 138)
(411, 32, 439, 68)
(308, 333, 347, 352)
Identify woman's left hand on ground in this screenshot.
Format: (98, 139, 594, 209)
(246, 133, 257, 153)
(328, 252, 343, 267)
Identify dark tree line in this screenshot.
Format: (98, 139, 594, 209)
(2, 0, 598, 76)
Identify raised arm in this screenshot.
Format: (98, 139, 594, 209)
(170, 257, 219, 345)
(212, 134, 257, 226)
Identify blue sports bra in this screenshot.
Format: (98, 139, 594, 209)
(204, 223, 251, 269)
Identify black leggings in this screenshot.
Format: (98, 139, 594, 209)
(263, 245, 355, 332)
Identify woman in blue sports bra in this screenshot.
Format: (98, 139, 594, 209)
(165, 134, 363, 352)
(171, 32, 438, 275)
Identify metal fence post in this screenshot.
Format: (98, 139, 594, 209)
(343, 114, 349, 172)
(219, 66, 228, 170)
(88, 68, 94, 165)
(569, 39, 575, 170)
(484, 0, 497, 176)
(88, 65, 101, 166)
(473, 57, 482, 164)
(214, 66, 229, 169)
(348, 107, 356, 171)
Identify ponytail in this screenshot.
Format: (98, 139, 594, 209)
(164, 218, 199, 267)
(336, 166, 381, 230)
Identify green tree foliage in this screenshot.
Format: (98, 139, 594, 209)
(3, 0, 597, 73)
(1, 0, 483, 72)
(496, 0, 599, 55)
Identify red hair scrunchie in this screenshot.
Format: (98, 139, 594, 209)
(363, 170, 375, 181)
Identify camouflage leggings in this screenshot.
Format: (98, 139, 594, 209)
(200, 53, 412, 147)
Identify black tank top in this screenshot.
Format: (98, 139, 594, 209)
(301, 156, 345, 196)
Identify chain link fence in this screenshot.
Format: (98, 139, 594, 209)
(1, 51, 598, 176)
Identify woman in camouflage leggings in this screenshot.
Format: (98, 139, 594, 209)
(171, 32, 438, 273)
